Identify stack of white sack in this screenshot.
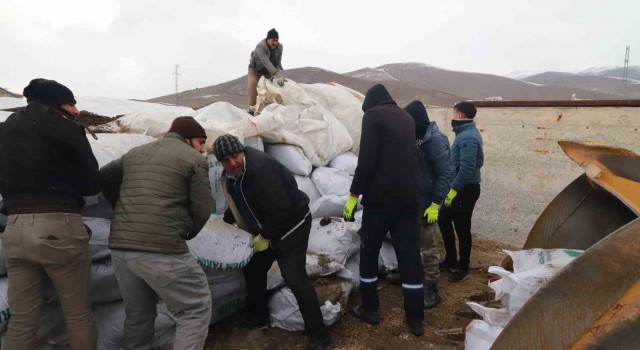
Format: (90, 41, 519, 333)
(464, 248, 584, 350)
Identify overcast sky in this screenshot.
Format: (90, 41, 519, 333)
(2, 0, 638, 100)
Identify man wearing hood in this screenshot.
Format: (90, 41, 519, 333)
(247, 28, 285, 115)
(438, 102, 483, 282)
(0, 79, 101, 349)
(343, 84, 425, 336)
(385, 100, 453, 308)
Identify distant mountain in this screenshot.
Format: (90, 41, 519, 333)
(586, 66, 640, 81)
(346, 63, 618, 101)
(149, 66, 467, 109)
(523, 71, 640, 99)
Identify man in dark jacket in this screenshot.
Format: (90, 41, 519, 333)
(247, 28, 285, 114)
(343, 84, 425, 336)
(387, 100, 453, 308)
(438, 102, 484, 282)
(213, 134, 331, 350)
(0, 78, 100, 349)
(100, 117, 213, 350)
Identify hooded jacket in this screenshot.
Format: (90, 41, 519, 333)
(350, 84, 420, 207)
(0, 102, 101, 209)
(404, 101, 453, 205)
(249, 39, 284, 76)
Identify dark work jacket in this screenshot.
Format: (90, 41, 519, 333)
(417, 122, 453, 205)
(222, 147, 310, 241)
(350, 85, 420, 207)
(0, 103, 101, 208)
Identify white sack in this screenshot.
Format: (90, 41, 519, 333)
(310, 195, 362, 219)
(245, 136, 264, 151)
(300, 84, 364, 155)
(187, 220, 253, 270)
(267, 254, 344, 290)
(269, 288, 342, 331)
(88, 133, 156, 168)
(0, 111, 12, 122)
(328, 152, 358, 175)
(257, 79, 354, 166)
(337, 251, 361, 287)
(265, 144, 312, 176)
(307, 218, 359, 265)
(311, 167, 352, 196)
(83, 217, 111, 261)
(466, 302, 511, 327)
(94, 301, 176, 350)
(211, 292, 247, 324)
(209, 272, 246, 300)
(44, 260, 121, 304)
(0, 97, 26, 110)
(464, 320, 504, 350)
(378, 240, 398, 272)
(206, 154, 226, 214)
(507, 248, 583, 273)
(104, 112, 180, 137)
(0, 278, 9, 334)
(294, 176, 321, 205)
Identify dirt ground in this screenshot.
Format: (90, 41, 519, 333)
(204, 238, 517, 350)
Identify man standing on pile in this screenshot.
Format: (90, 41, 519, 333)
(343, 84, 425, 336)
(438, 102, 483, 282)
(386, 100, 453, 309)
(247, 28, 285, 115)
(213, 134, 331, 350)
(0, 78, 100, 349)
(100, 116, 213, 350)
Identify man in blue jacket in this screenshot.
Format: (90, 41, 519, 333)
(386, 100, 453, 308)
(439, 102, 484, 282)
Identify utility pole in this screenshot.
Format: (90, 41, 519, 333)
(173, 64, 181, 105)
(622, 46, 630, 98)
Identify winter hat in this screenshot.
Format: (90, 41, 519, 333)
(361, 84, 395, 112)
(23, 78, 76, 107)
(267, 28, 279, 40)
(454, 101, 477, 119)
(168, 116, 207, 139)
(404, 100, 430, 138)
(213, 134, 245, 161)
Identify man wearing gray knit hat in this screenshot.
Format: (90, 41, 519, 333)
(213, 134, 331, 350)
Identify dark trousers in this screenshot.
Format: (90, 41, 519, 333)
(243, 216, 328, 339)
(359, 205, 424, 322)
(438, 184, 481, 270)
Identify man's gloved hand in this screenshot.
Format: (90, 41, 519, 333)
(423, 202, 441, 224)
(343, 196, 358, 222)
(444, 189, 458, 207)
(270, 72, 286, 87)
(251, 234, 270, 253)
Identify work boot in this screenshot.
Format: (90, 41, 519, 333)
(384, 272, 401, 285)
(423, 283, 442, 309)
(307, 333, 332, 350)
(439, 258, 457, 270)
(407, 319, 424, 336)
(351, 305, 380, 325)
(238, 312, 269, 329)
(449, 268, 470, 282)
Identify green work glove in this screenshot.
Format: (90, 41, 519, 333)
(444, 189, 458, 207)
(343, 196, 358, 222)
(251, 234, 270, 253)
(423, 202, 441, 224)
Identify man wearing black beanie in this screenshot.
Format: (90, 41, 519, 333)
(247, 28, 285, 115)
(0, 79, 101, 349)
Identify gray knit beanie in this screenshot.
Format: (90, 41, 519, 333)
(213, 134, 245, 160)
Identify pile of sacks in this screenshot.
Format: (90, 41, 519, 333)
(0, 79, 407, 349)
(463, 248, 583, 350)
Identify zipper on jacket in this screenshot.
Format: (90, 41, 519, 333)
(238, 161, 262, 231)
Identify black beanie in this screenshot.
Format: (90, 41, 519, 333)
(362, 84, 394, 112)
(267, 28, 279, 40)
(23, 78, 76, 107)
(404, 100, 430, 138)
(213, 134, 245, 161)
(168, 116, 207, 139)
